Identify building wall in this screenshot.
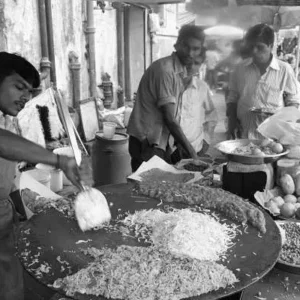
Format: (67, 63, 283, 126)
(51, 0, 88, 104)
(0, 0, 119, 107)
(3, 0, 41, 72)
(128, 6, 145, 96)
(94, 7, 118, 106)
(152, 4, 178, 62)
(0, 1, 180, 108)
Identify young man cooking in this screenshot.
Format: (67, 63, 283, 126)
(0, 52, 81, 300)
(227, 23, 300, 140)
(127, 25, 206, 171)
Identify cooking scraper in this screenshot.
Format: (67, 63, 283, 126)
(55, 90, 111, 231)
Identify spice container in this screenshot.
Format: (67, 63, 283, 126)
(276, 158, 300, 185)
(50, 169, 63, 192)
(36, 163, 63, 192)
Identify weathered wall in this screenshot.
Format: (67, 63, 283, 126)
(51, 0, 88, 104)
(94, 7, 118, 106)
(2, 0, 89, 105)
(1, 0, 119, 106)
(128, 6, 145, 96)
(3, 0, 41, 72)
(152, 4, 178, 62)
(0, 1, 179, 108)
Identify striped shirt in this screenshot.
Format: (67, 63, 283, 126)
(227, 56, 300, 139)
(0, 111, 18, 133)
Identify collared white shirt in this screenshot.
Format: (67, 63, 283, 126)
(171, 76, 218, 152)
(228, 56, 300, 138)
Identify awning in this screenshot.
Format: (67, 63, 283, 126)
(107, 0, 184, 4)
(237, 0, 300, 6)
(187, 1, 300, 29)
(204, 25, 245, 40)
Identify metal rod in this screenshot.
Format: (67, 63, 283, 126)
(116, 3, 125, 107)
(45, 0, 57, 88)
(70, 117, 89, 156)
(295, 25, 300, 79)
(86, 0, 97, 97)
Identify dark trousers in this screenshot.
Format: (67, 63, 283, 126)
(128, 136, 168, 172)
(0, 199, 24, 300)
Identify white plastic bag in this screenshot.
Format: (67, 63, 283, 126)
(98, 106, 125, 128)
(257, 107, 300, 145)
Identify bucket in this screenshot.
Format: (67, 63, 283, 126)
(36, 163, 63, 192)
(53, 147, 82, 185)
(92, 132, 131, 186)
(25, 168, 51, 189)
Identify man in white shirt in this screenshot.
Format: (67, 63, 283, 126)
(227, 23, 300, 139)
(170, 62, 218, 163)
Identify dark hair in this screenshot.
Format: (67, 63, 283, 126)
(0, 52, 40, 88)
(176, 25, 205, 45)
(245, 24, 274, 46)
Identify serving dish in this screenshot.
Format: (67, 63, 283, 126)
(275, 220, 300, 274)
(215, 139, 289, 165)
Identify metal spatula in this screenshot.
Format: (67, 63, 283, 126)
(55, 90, 111, 231)
(74, 185, 111, 232)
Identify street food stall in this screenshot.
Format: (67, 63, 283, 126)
(17, 169, 281, 300)
(12, 1, 300, 300)
(16, 101, 300, 300)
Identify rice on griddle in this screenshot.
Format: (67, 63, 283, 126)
(53, 245, 238, 300)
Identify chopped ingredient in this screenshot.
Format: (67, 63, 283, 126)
(279, 222, 300, 265)
(123, 209, 237, 261)
(137, 181, 266, 233)
(139, 168, 194, 183)
(53, 245, 238, 300)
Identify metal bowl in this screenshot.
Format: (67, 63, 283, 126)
(275, 220, 300, 275)
(214, 139, 289, 165)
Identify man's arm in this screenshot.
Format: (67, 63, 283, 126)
(283, 64, 300, 108)
(161, 103, 197, 159)
(0, 128, 81, 189)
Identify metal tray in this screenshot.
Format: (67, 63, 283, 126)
(17, 183, 281, 300)
(275, 220, 300, 275)
(215, 139, 289, 165)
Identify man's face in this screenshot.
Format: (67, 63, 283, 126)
(176, 37, 203, 66)
(247, 41, 272, 65)
(0, 73, 33, 116)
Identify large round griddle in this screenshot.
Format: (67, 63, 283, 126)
(17, 183, 281, 300)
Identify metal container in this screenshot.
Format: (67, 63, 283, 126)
(92, 132, 131, 186)
(215, 139, 289, 165)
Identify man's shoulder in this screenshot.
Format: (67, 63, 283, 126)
(275, 57, 294, 72)
(149, 54, 176, 72)
(233, 58, 252, 71)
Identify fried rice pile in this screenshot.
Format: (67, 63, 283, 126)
(53, 245, 238, 300)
